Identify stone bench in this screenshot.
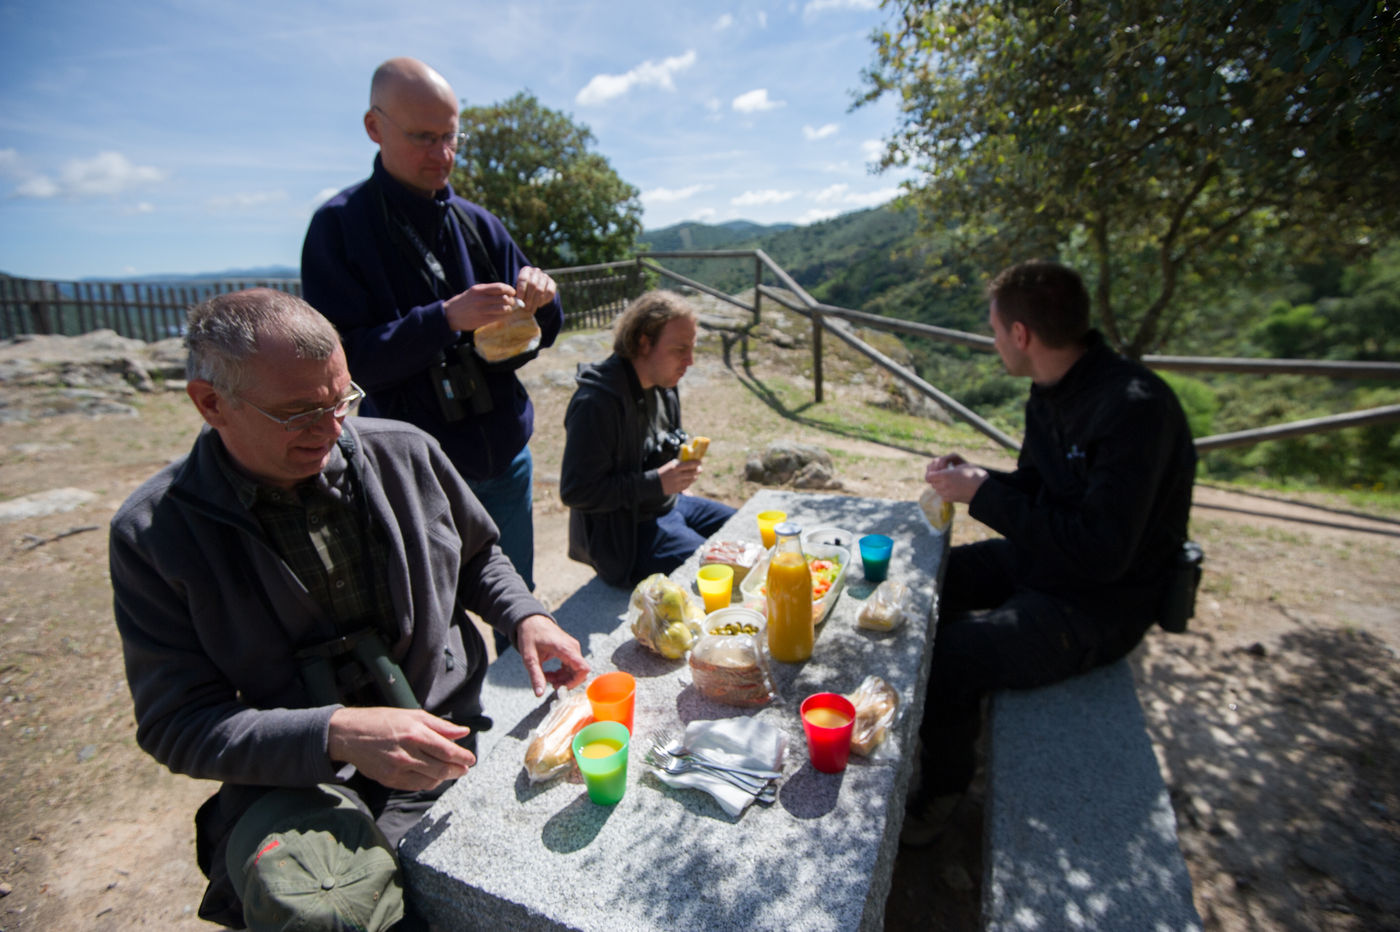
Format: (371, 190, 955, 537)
(982, 655, 1203, 931)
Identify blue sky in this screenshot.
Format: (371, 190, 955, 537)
(0, 0, 913, 280)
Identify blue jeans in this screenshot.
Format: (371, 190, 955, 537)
(466, 446, 535, 591)
(467, 447, 534, 655)
(630, 495, 737, 582)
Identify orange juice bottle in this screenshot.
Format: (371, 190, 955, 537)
(766, 523, 814, 662)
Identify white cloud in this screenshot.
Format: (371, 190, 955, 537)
(804, 0, 880, 14)
(643, 184, 710, 205)
(798, 207, 842, 224)
(129, 202, 155, 214)
(732, 89, 784, 113)
(576, 50, 698, 106)
(803, 123, 839, 141)
(757, 11, 767, 27)
(311, 187, 341, 208)
(704, 98, 722, 113)
(732, 189, 796, 206)
(0, 148, 19, 172)
(12, 151, 165, 199)
(861, 139, 885, 161)
(693, 207, 718, 222)
(207, 190, 288, 211)
(810, 183, 900, 210)
(840, 186, 901, 208)
(16, 176, 59, 198)
(715, 13, 733, 29)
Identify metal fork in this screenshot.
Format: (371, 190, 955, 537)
(646, 749, 778, 803)
(646, 746, 770, 791)
(649, 730, 783, 781)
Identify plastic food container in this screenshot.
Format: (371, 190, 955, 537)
(805, 526, 855, 549)
(739, 541, 851, 626)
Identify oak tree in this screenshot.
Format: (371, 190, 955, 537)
(451, 93, 643, 269)
(862, 0, 1400, 356)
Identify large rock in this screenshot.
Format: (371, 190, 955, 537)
(744, 441, 843, 489)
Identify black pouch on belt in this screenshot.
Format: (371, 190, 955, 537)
(1158, 540, 1204, 633)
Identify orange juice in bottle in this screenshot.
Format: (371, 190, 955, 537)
(766, 523, 814, 662)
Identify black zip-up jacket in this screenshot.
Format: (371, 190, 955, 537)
(969, 331, 1196, 621)
(559, 353, 681, 586)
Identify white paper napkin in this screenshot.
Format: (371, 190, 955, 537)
(653, 718, 787, 817)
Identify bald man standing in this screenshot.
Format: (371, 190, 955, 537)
(302, 58, 561, 633)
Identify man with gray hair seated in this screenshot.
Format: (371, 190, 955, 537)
(110, 288, 588, 930)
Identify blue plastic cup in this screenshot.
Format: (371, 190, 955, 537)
(859, 534, 893, 582)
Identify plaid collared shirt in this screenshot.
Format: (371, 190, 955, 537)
(215, 437, 393, 635)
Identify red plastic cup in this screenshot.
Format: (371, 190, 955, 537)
(800, 692, 857, 773)
(587, 671, 636, 734)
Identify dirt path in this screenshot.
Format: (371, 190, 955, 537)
(1, 318, 1396, 930)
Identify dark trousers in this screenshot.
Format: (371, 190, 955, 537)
(629, 494, 736, 582)
(919, 539, 1151, 795)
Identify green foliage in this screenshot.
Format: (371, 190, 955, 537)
(1160, 373, 1219, 439)
(452, 93, 643, 268)
(861, 0, 1400, 358)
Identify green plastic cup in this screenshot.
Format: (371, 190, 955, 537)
(572, 721, 630, 805)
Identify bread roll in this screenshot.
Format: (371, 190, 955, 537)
(679, 436, 710, 461)
(475, 306, 542, 362)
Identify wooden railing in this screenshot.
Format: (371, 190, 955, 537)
(0, 265, 648, 342)
(4, 252, 1398, 453)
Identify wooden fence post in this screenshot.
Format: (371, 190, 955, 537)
(753, 256, 762, 324)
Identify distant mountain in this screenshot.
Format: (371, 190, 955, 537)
(79, 266, 300, 283)
(640, 220, 796, 252)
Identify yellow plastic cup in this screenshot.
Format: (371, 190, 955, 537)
(757, 510, 787, 549)
(696, 564, 735, 613)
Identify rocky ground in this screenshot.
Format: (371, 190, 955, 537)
(1, 305, 1397, 931)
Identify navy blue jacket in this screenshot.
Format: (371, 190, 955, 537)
(301, 156, 563, 481)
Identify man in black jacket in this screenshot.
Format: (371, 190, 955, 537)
(902, 260, 1196, 845)
(560, 291, 735, 587)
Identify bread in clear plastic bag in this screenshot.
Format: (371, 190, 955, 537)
(523, 685, 593, 783)
(689, 610, 776, 707)
(474, 302, 541, 363)
(699, 539, 765, 587)
(918, 486, 954, 533)
(847, 675, 899, 756)
(857, 579, 912, 632)
(629, 573, 705, 659)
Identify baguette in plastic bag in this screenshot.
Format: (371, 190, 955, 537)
(522, 686, 593, 783)
(857, 579, 912, 632)
(847, 675, 899, 757)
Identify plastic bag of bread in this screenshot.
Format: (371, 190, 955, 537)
(699, 539, 765, 587)
(679, 436, 709, 461)
(523, 686, 593, 783)
(846, 675, 899, 757)
(689, 609, 775, 707)
(629, 573, 705, 660)
(474, 300, 542, 363)
(858, 579, 912, 632)
(918, 486, 954, 534)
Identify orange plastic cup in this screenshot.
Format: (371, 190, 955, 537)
(586, 671, 636, 734)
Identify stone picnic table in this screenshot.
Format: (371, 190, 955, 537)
(401, 489, 948, 931)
